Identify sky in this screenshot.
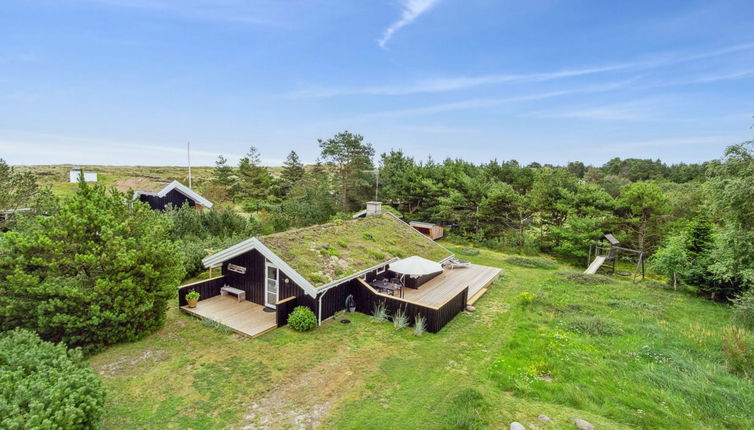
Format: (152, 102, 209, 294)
(1, 0, 754, 166)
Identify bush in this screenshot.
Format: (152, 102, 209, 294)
(0, 329, 105, 429)
(518, 291, 536, 305)
(0, 183, 185, 353)
(393, 308, 409, 330)
(505, 256, 558, 269)
(287, 306, 317, 332)
(457, 247, 480, 256)
(372, 301, 389, 322)
(732, 289, 754, 328)
(413, 314, 427, 337)
(722, 326, 754, 378)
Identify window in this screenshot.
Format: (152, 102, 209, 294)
(376, 266, 386, 275)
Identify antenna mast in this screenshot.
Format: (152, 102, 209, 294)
(187, 141, 192, 188)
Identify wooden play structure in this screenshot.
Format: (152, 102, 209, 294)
(586, 234, 645, 282)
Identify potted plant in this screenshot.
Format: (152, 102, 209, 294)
(186, 290, 200, 308)
(345, 295, 356, 313)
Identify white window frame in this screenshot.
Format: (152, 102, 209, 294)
(376, 265, 386, 275)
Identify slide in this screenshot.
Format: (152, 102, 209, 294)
(584, 256, 606, 275)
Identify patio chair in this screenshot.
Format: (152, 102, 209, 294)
(445, 257, 471, 269)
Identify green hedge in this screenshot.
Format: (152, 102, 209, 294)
(0, 329, 105, 429)
(287, 306, 317, 332)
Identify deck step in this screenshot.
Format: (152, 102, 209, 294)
(467, 288, 488, 305)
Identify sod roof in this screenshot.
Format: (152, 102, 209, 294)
(258, 214, 452, 287)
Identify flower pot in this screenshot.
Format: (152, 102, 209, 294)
(349, 306, 356, 313)
(187, 298, 199, 308)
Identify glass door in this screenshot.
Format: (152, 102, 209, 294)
(265, 262, 279, 308)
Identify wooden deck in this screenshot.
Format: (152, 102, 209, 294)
(180, 295, 277, 338)
(401, 263, 501, 307)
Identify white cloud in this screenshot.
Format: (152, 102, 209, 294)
(289, 64, 628, 98)
(355, 79, 635, 119)
(378, 0, 441, 48)
(0, 129, 254, 166)
(291, 40, 754, 98)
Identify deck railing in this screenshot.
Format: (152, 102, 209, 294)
(177, 275, 227, 307)
(351, 278, 468, 333)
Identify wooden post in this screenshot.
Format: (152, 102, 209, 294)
(633, 253, 643, 283)
(587, 244, 592, 269)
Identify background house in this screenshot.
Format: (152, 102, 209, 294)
(69, 166, 97, 182)
(134, 180, 213, 211)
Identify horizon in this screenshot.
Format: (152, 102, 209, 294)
(2, 1, 753, 166)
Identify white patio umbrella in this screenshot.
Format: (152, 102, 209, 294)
(388, 255, 443, 277)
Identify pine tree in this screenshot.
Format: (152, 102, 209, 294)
(237, 147, 272, 201)
(280, 151, 305, 195)
(211, 155, 236, 187)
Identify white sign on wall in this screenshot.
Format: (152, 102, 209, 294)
(227, 264, 247, 274)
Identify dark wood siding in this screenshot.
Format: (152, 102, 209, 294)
(276, 297, 298, 326)
(348, 278, 467, 333)
(220, 249, 317, 311)
(177, 276, 226, 306)
(222, 249, 266, 305)
(317, 282, 351, 321)
(139, 189, 197, 211)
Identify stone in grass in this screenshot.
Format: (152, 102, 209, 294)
(466, 305, 476, 312)
(572, 418, 595, 430)
(538, 414, 553, 423)
(510, 422, 526, 430)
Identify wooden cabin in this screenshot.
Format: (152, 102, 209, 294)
(178, 212, 501, 337)
(134, 180, 213, 211)
(409, 221, 444, 240)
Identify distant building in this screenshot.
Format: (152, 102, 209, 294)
(134, 180, 213, 211)
(409, 221, 444, 240)
(69, 166, 97, 183)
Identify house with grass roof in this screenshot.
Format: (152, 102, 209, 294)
(134, 180, 213, 211)
(178, 203, 501, 337)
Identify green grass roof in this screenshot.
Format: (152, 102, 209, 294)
(259, 214, 452, 287)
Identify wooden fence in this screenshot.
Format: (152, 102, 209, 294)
(275, 296, 298, 327)
(350, 279, 468, 333)
(177, 276, 227, 307)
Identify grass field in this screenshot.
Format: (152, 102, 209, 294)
(89, 245, 754, 429)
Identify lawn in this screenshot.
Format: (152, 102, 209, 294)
(89, 245, 754, 429)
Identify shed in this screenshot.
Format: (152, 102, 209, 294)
(409, 221, 444, 240)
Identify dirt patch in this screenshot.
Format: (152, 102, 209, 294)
(97, 349, 168, 377)
(240, 345, 384, 430)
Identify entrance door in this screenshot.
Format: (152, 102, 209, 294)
(265, 261, 279, 309)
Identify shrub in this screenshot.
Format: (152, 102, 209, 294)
(445, 388, 488, 430)
(287, 306, 317, 332)
(0, 329, 105, 429)
(564, 315, 622, 336)
(722, 326, 754, 378)
(393, 308, 409, 330)
(372, 301, 389, 322)
(0, 182, 185, 353)
(732, 289, 754, 328)
(413, 314, 427, 337)
(458, 247, 480, 256)
(518, 291, 536, 305)
(505, 256, 558, 269)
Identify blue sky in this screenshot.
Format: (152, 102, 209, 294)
(1, 0, 753, 166)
